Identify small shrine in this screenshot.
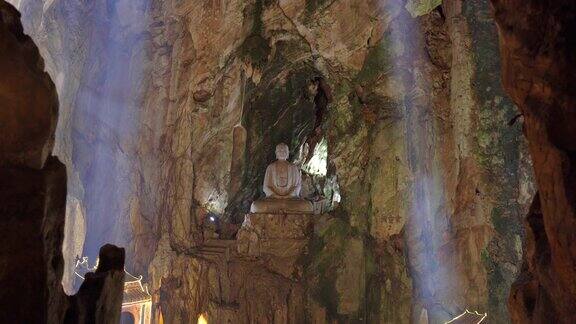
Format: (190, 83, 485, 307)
(237, 143, 315, 266)
(121, 271, 152, 324)
(74, 258, 152, 324)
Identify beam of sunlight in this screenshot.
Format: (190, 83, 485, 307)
(302, 137, 328, 176)
(71, 0, 150, 262)
(379, 0, 463, 320)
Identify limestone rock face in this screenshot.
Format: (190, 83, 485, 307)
(13, 0, 536, 322)
(0, 1, 57, 169)
(491, 0, 576, 322)
(323, 0, 532, 321)
(150, 219, 309, 324)
(239, 213, 313, 241)
(62, 196, 86, 294)
(237, 213, 312, 277)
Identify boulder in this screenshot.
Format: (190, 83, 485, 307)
(0, 1, 58, 169)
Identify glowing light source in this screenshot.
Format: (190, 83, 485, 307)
(302, 138, 328, 176)
(332, 191, 341, 203)
(444, 309, 488, 324)
(209, 216, 216, 222)
(197, 313, 208, 324)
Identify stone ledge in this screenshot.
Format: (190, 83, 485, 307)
(238, 213, 313, 239)
(236, 213, 313, 260)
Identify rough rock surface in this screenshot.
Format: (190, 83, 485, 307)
(0, 2, 66, 322)
(237, 213, 312, 277)
(0, 157, 67, 323)
(149, 214, 310, 324)
(0, 2, 124, 323)
(64, 244, 125, 324)
(0, 0, 57, 169)
(12, 0, 536, 322)
(62, 196, 87, 294)
(491, 0, 576, 322)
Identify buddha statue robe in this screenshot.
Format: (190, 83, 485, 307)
(250, 143, 313, 214)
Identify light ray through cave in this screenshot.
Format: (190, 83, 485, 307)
(380, 0, 469, 321)
(67, 0, 151, 265)
(3, 0, 152, 292)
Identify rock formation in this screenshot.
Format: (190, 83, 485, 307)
(0, 0, 57, 169)
(64, 244, 126, 324)
(9, 0, 542, 322)
(0, 2, 66, 322)
(0, 1, 124, 323)
(162, 212, 314, 323)
(491, 0, 576, 322)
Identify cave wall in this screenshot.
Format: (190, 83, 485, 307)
(312, 0, 533, 321)
(0, 2, 66, 321)
(11, 0, 537, 323)
(0, 1, 125, 323)
(490, 0, 576, 322)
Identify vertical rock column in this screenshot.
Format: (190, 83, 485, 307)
(0, 2, 125, 323)
(0, 1, 66, 322)
(491, 0, 576, 322)
(64, 245, 126, 324)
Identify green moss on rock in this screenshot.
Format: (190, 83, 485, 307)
(356, 36, 394, 84)
(405, 0, 442, 18)
(465, 2, 525, 322)
(491, 207, 515, 235)
(305, 0, 331, 15)
(302, 218, 358, 320)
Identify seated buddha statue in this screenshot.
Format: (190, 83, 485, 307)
(250, 143, 313, 214)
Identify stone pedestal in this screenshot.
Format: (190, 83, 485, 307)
(250, 198, 314, 214)
(236, 213, 313, 278)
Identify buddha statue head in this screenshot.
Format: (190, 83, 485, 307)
(275, 143, 289, 161)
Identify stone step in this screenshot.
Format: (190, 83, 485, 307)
(198, 245, 228, 251)
(197, 251, 223, 257)
(195, 254, 221, 262)
(200, 246, 223, 251)
(193, 239, 237, 261)
(196, 251, 230, 262)
(198, 248, 227, 255)
(204, 239, 236, 247)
